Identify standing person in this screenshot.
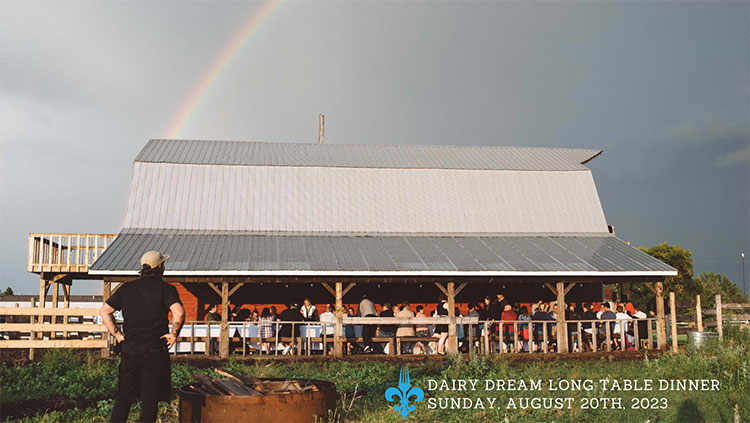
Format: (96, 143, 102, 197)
(566, 303, 580, 352)
(259, 307, 275, 354)
(598, 303, 617, 350)
(434, 297, 449, 354)
(319, 304, 336, 353)
(413, 305, 430, 354)
(501, 304, 518, 352)
(278, 304, 301, 355)
(517, 306, 531, 352)
(614, 305, 634, 350)
(378, 303, 396, 354)
(466, 303, 480, 352)
(579, 303, 597, 351)
(395, 301, 415, 354)
(99, 251, 184, 423)
(532, 303, 553, 352)
(300, 298, 318, 322)
(205, 304, 220, 321)
(358, 294, 378, 353)
(344, 306, 357, 354)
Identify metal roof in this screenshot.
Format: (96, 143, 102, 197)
(122, 162, 609, 233)
(136, 139, 602, 171)
(88, 230, 676, 276)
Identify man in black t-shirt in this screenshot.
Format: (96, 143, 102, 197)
(99, 251, 184, 423)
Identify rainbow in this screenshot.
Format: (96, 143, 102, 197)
(164, 0, 283, 139)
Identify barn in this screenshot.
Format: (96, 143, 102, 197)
(86, 139, 676, 356)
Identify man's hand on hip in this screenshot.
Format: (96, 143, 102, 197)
(161, 333, 177, 349)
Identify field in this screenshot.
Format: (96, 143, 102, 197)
(1, 327, 748, 423)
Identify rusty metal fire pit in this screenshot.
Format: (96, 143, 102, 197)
(179, 370, 337, 423)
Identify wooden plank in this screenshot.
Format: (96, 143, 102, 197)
(696, 295, 703, 332)
(669, 292, 678, 353)
(544, 282, 557, 296)
(207, 283, 222, 297)
(321, 283, 335, 296)
(433, 282, 448, 297)
(447, 281, 457, 353)
(228, 283, 244, 297)
(655, 281, 666, 350)
(342, 282, 356, 297)
(716, 295, 723, 340)
(556, 281, 568, 353)
(644, 282, 657, 295)
(335, 282, 343, 358)
(563, 282, 576, 295)
(0, 323, 107, 331)
(722, 303, 750, 310)
(27, 234, 34, 272)
(192, 374, 229, 396)
(0, 307, 102, 316)
(723, 314, 750, 320)
(220, 282, 229, 358)
(455, 282, 468, 297)
(0, 339, 107, 348)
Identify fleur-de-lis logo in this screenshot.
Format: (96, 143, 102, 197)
(385, 367, 424, 419)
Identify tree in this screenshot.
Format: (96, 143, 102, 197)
(638, 242, 699, 297)
(1, 287, 13, 296)
(694, 272, 748, 306)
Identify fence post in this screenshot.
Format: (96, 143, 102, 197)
(669, 292, 678, 353)
(29, 297, 36, 360)
(716, 294, 723, 340)
(695, 294, 703, 332)
(655, 281, 667, 350)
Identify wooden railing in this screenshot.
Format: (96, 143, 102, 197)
(0, 307, 107, 349)
(27, 233, 117, 273)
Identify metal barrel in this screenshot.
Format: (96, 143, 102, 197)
(687, 331, 719, 349)
(179, 378, 337, 423)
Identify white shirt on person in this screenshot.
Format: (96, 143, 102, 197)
(319, 310, 335, 332)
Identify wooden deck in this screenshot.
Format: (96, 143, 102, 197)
(27, 233, 117, 275)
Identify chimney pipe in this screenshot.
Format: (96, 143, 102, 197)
(318, 114, 324, 144)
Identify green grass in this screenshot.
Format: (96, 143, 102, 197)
(2, 327, 748, 422)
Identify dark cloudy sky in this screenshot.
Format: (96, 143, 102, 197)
(1, 1, 748, 296)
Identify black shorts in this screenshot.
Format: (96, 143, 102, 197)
(116, 348, 171, 403)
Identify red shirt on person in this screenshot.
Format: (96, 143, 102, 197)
(501, 310, 518, 333)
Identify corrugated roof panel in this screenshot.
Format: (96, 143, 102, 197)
(90, 231, 676, 275)
(479, 237, 541, 271)
(121, 163, 609, 234)
(428, 238, 486, 271)
(404, 237, 456, 271)
(380, 237, 429, 271)
(134, 139, 601, 171)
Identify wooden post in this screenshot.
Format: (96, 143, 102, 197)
(220, 282, 229, 358)
(556, 281, 568, 353)
(29, 297, 36, 360)
(51, 282, 59, 339)
(318, 114, 324, 144)
(103, 281, 111, 302)
(447, 282, 457, 353)
(655, 281, 667, 351)
(669, 292, 678, 353)
(38, 277, 48, 310)
(334, 282, 343, 358)
(716, 294, 723, 340)
(63, 284, 70, 308)
(695, 294, 703, 332)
